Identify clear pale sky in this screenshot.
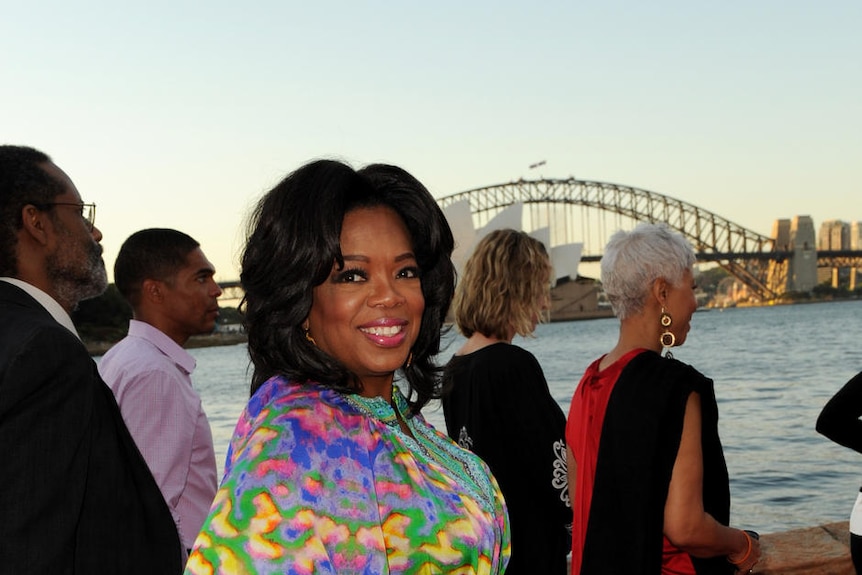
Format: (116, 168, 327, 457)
(3, 1, 859, 282)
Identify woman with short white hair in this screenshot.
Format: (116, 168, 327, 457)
(566, 222, 761, 575)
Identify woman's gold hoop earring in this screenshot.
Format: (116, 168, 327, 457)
(660, 307, 675, 356)
(404, 352, 413, 369)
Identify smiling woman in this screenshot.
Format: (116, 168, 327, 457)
(185, 159, 512, 575)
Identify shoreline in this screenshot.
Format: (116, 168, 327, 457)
(86, 332, 249, 357)
(710, 294, 862, 310)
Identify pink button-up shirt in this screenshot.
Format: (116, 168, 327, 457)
(99, 320, 217, 556)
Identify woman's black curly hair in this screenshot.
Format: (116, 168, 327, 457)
(240, 159, 455, 413)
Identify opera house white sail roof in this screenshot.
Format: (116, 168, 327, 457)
(441, 200, 583, 284)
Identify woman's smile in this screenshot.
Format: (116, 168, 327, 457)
(359, 319, 408, 347)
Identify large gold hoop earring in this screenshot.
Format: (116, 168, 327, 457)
(404, 352, 413, 369)
(660, 307, 675, 357)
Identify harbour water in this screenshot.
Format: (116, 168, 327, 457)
(165, 299, 862, 535)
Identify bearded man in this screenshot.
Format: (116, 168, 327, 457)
(0, 145, 182, 574)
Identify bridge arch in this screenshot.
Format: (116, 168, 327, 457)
(436, 178, 785, 300)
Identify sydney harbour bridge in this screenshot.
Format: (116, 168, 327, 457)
(218, 177, 862, 306)
(437, 177, 862, 303)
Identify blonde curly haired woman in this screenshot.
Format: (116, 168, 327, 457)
(442, 228, 571, 574)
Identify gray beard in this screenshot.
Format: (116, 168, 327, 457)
(46, 245, 108, 310)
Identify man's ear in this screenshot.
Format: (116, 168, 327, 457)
(20, 204, 50, 246)
(142, 279, 164, 304)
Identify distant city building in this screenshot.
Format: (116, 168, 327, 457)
(817, 220, 840, 284)
(817, 219, 857, 288)
(786, 216, 817, 293)
(818, 219, 849, 250)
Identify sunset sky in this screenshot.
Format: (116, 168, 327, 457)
(3, 1, 859, 282)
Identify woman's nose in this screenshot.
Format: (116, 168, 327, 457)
(369, 278, 406, 307)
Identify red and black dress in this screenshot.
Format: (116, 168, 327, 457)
(566, 348, 733, 575)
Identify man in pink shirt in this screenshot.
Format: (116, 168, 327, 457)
(99, 228, 221, 561)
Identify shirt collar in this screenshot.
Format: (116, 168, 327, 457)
(127, 319, 196, 374)
(0, 277, 80, 339)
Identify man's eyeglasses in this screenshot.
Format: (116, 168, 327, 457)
(29, 202, 97, 231)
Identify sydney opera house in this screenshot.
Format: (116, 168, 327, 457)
(441, 200, 608, 322)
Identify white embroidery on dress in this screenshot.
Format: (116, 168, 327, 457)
(458, 426, 474, 450)
(552, 439, 570, 508)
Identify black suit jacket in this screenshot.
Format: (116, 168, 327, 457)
(0, 281, 182, 574)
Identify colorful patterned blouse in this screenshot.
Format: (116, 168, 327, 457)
(185, 376, 511, 574)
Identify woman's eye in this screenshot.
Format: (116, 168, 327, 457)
(334, 268, 367, 283)
(399, 266, 421, 279)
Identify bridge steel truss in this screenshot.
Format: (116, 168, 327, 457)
(436, 177, 787, 301)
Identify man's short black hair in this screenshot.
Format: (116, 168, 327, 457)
(114, 228, 200, 308)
